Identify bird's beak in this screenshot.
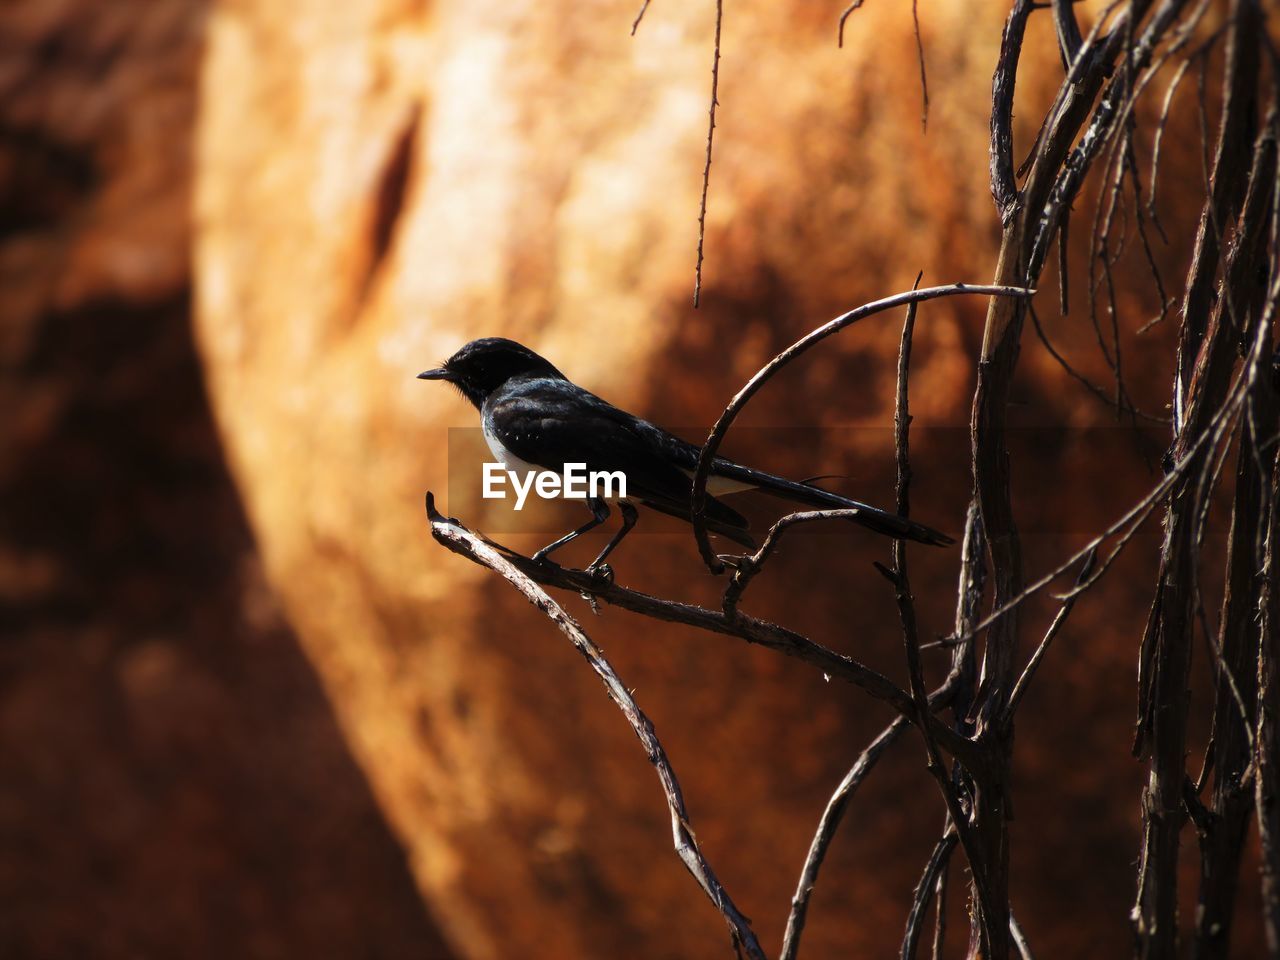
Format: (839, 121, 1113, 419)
(417, 368, 452, 381)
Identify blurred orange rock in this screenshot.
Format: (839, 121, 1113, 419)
(194, 2, 1219, 958)
(0, 1, 451, 957)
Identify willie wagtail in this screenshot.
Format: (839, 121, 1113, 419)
(419, 337, 952, 572)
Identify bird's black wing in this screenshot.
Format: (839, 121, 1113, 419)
(488, 376, 952, 548)
(621, 406, 954, 546)
(484, 377, 754, 546)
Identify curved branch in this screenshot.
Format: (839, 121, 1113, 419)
(688, 283, 1034, 573)
(903, 830, 960, 960)
(779, 715, 911, 960)
(780, 669, 968, 960)
(887, 292, 996, 941)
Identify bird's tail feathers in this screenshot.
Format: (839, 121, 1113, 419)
(710, 460, 953, 547)
(640, 497, 757, 549)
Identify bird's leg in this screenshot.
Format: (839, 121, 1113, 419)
(531, 497, 610, 564)
(586, 500, 638, 581)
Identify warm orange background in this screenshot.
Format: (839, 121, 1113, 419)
(0, 1, 1265, 958)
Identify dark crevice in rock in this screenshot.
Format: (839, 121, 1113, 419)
(360, 103, 422, 309)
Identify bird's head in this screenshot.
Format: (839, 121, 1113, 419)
(417, 337, 565, 408)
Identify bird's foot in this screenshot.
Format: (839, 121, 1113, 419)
(585, 562, 615, 585)
(716, 553, 752, 572)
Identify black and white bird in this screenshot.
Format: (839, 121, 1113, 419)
(419, 337, 952, 572)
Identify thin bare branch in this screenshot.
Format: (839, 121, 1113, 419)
(837, 0, 871, 48)
(1005, 547, 1097, 718)
(693, 0, 723, 307)
(931, 858, 951, 960)
(1009, 913, 1035, 960)
(1026, 301, 1169, 423)
(1126, 143, 1171, 327)
(1057, 210, 1070, 316)
(990, 0, 1035, 220)
(780, 716, 911, 960)
(1051, 0, 1083, 68)
(958, 366, 1250, 645)
(912, 0, 930, 131)
(421, 493, 765, 959)
(690, 283, 1034, 572)
(630, 0, 653, 35)
(1149, 56, 1194, 231)
(1259, 443, 1280, 958)
(902, 830, 959, 960)
(780, 610, 975, 960)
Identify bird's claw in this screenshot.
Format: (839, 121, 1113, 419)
(716, 553, 752, 572)
(586, 562, 615, 585)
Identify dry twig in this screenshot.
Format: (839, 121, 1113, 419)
(689, 283, 1033, 573)
(693, 0, 723, 307)
(423, 494, 766, 959)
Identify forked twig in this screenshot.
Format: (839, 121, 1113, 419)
(723, 508, 875, 618)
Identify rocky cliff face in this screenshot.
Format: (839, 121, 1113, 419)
(192, 3, 1226, 958)
(0, 2, 450, 957)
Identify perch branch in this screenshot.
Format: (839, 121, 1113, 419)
(421, 493, 765, 959)
(426, 495, 983, 769)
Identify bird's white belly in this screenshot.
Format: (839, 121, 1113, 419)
(481, 422, 750, 502)
(483, 429, 542, 480)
